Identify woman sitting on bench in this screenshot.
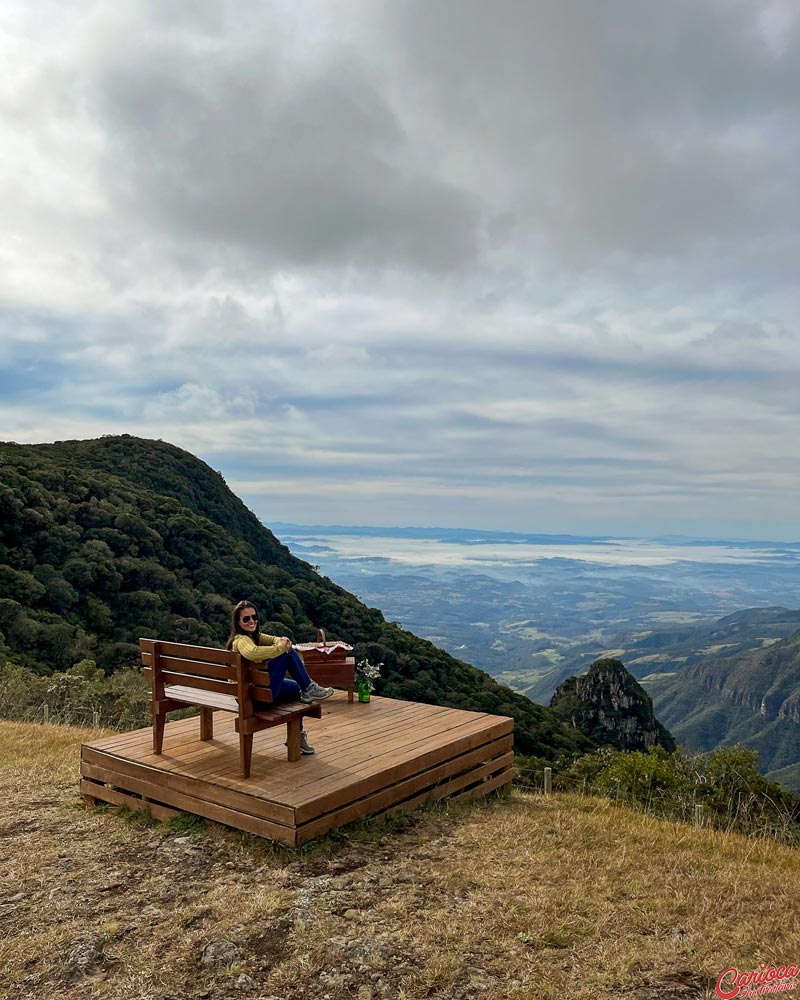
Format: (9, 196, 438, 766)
(226, 599, 334, 756)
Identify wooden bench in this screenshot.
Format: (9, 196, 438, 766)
(141, 638, 324, 779)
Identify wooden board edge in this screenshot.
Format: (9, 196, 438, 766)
(296, 750, 514, 844)
(81, 762, 297, 846)
(80, 745, 297, 827)
(295, 729, 514, 823)
(80, 778, 183, 822)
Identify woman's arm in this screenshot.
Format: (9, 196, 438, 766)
(232, 633, 289, 662)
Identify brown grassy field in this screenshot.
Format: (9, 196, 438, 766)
(1, 720, 798, 1000)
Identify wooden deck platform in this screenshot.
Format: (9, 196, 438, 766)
(80, 693, 514, 845)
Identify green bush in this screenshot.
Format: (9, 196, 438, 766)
(544, 743, 800, 845)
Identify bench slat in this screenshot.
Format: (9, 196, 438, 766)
(250, 683, 275, 704)
(141, 638, 238, 665)
(248, 667, 274, 686)
(142, 654, 237, 681)
(158, 672, 237, 697)
(165, 685, 238, 712)
(237, 702, 322, 734)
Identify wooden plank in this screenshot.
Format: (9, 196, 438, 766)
(448, 768, 513, 804)
(249, 683, 275, 703)
(80, 778, 183, 822)
(291, 717, 512, 811)
(311, 707, 504, 762)
(159, 673, 236, 697)
(296, 756, 513, 845)
(297, 746, 514, 841)
(87, 714, 213, 753)
(140, 639, 237, 665)
(379, 758, 512, 821)
(85, 728, 287, 787)
(82, 695, 405, 756)
(149, 656, 237, 681)
(293, 731, 513, 823)
(293, 726, 512, 822)
(165, 704, 507, 798)
(165, 685, 238, 711)
(145, 710, 321, 784)
(284, 712, 508, 790)
(247, 668, 276, 690)
(260, 703, 458, 789)
(80, 759, 296, 843)
(141, 733, 312, 786)
(236, 703, 321, 735)
(80, 747, 297, 827)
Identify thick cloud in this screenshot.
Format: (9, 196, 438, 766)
(0, 1, 799, 538)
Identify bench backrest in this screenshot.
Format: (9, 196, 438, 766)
(140, 638, 275, 709)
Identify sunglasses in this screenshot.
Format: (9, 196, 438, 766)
(240, 614, 258, 623)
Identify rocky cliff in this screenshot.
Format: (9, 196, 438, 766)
(550, 657, 676, 752)
(645, 631, 800, 792)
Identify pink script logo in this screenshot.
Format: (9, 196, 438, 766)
(716, 963, 799, 999)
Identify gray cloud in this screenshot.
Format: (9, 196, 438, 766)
(1, 1, 799, 538)
(74, 7, 481, 274)
(377, 0, 800, 276)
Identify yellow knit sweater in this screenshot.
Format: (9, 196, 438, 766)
(231, 633, 289, 662)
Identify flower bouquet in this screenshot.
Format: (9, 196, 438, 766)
(354, 658, 382, 703)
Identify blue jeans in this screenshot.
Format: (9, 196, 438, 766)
(256, 649, 312, 707)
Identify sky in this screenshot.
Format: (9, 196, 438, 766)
(1, 1, 799, 540)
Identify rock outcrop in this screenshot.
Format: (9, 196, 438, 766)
(550, 657, 676, 752)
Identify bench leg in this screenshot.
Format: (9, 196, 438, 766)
(347, 687, 354, 704)
(286, 718, 302, 762)
(200, 707, 213, 741)
(239, 733, 253, 779)
(153, 712, 166, 754)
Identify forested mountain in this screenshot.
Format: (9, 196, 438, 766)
(646, 630, 800, 793)
(0, 435, 590, 759)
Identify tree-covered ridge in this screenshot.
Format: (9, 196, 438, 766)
(0, 435, 590, 758)
(647, 630, 800, 793)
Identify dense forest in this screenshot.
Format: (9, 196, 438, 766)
(0, 435, 591, 759)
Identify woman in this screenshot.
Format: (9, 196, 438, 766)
(226, 599, 334, 755)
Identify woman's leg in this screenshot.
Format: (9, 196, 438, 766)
(271, 649, 334, 704)
(267, 651, 311, 701)
(274, 677, 302, 704)
(266, 653, 291, 701)
(284, 649, 313, 690)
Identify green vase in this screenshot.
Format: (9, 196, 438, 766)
(357, 681, 371, 703)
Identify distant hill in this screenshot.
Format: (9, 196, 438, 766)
(525, 605, 800, 704)
(645, 630, 800, 793)
(519, 607, 800, 792)
(0, 435, 591, 759)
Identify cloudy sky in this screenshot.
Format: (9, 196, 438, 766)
(2, 1, 799, 539)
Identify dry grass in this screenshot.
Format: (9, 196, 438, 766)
(2, 720, 798, 1000)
